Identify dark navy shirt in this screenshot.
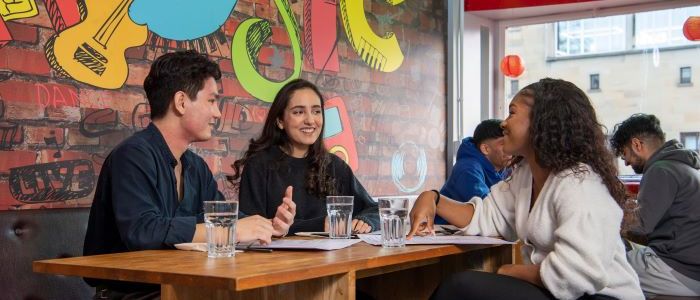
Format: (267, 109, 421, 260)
(83, 123, 222, 291)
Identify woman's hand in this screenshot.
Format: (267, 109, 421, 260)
(497, 264, 543, 287)
(407, 190, 438, 239)
(272, 186, 296, 237)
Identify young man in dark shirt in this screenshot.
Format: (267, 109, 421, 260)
(611, 113, 700, 297)
(83, 51, 296, 298)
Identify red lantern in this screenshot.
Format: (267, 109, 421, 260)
(683, 16, 700, 41)
(500, 55, 524, 78)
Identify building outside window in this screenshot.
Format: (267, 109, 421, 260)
(681, 132, 699, 153)
(680, 67, 692, 85)
(590, 74, 600, 91)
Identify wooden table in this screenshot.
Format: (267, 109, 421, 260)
(34, 241, 512, 300)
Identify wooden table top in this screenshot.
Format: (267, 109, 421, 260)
(33, 241, 505, 291)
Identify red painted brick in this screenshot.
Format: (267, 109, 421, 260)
(45, 105, 81, 122)
(191, 136, 229, 153)
(201, 155, 220, 175)
(66, 128, 99, 146)
(220, 77, 252, 98)
(270, 26, 290, 46)
(125, 62, 150, 87)
(0, 150, 37, 174)
(3, 101, 44, 120)
(0, 47, 51, 76)
(254, 2, 272, 20)
(0, 79, 79, 107)
(79, 88, 144, 111)
(220, 155, 237, 175)
(218, 59, 234, 73)
(0, 122, 23, 145)
(5, 22, 38, 44)
(223, 18, 240, 36)
(0, 181, 23, 210)
(235, 1, 254, 16)
(37, 150, 92, 164)
(98, 130, 130, 148)
(125, 47, 146, 59)
(24, 126, 65, 145)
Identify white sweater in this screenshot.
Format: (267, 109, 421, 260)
(462, 162, 644, 300)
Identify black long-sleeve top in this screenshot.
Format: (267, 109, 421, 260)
(239, 146, 379, 234)
(83, 123, 222, 292)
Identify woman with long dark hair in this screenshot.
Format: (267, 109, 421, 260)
(232, 79, 378, 235)
(408, 78, 643, 299)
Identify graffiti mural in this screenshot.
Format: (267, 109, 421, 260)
(339, 0, 404, 72)
(231, 0, 302, 102)
(45, 0, 147, 89)
(9, 159, 95, 203)
(0, 0, 447, 210)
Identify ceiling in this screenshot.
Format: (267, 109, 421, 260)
(465, 0, 680, 21)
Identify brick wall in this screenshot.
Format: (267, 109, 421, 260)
(0, 0, 446, 210)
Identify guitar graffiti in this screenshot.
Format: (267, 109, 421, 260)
(303, 0, 339, 72)
(339, 0, 405, 72)
(45, 0, 147, 89)
(231, 0, 302, 103)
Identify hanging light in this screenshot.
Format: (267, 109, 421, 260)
(500, 55, 525, 78)
(683, 16, 700, 41)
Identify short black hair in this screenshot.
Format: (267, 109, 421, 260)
(473, 119, 504, 147)
(610, 113, 665, 156)
(143, 50, 221, 120)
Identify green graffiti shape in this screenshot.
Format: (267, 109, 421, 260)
(231, 0, 302, 103)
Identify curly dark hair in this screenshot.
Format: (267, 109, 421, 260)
(511, 78, 629, 220)
(609, 113, 665, 156)
(143, 50, 221, 120)
(231, 79, 335, 197)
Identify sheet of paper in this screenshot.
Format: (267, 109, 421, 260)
(245, 239, 363, 250)
(357, 234, 514, 246)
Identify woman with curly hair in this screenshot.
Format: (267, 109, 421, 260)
(232, 79, 378, 235)
(408, 78, 643, 299)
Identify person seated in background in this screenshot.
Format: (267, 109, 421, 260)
(610, 113, 700, 298)
(409, 78, 643, 300)
(83, 51, 296, 299)
(436, 119, 511, 224)
(232, 78, 379, 235)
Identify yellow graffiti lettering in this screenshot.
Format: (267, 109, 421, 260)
(0, 0, 39, 21)
(339, 0, 404, 72)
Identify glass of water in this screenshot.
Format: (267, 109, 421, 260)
(326, 196, 354, 239)
(204, 200, 238, 258)
(378, 198, 409, 248)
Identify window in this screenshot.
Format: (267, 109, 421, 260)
(510, 80, 519, 96)
(635, 7, 700, 49)
(556, 16, 626, 56)
(681, 132, 699, 152)
(680, 67, 692, 85)
(590, 74, 600, 91)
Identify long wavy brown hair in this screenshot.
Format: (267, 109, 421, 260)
(509, 78, 634, 227)
(231, 79, 335, 197)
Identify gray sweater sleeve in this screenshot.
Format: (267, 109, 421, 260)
(637, 165, 677, 234)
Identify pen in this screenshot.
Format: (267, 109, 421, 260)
(235, 243, 273, 253)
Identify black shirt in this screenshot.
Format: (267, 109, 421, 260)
(239, 146, 379, 234)
(83, 123, 222, 291)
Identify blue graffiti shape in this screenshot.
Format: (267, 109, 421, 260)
(129, 0, 238, 40)
(9, 160, 95, 203)
(391, 142, 427, 193)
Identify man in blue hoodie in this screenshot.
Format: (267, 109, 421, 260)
(436, 119, 511, 224)
(610, 114, 700, 297)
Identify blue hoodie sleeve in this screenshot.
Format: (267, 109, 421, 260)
(440, 162, 490, 203)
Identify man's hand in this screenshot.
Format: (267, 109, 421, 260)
(407, 191, 438, 239)
(352, 219, 372, 233)
(272, 186, 295, 237)
(236, 215, 274, 245)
